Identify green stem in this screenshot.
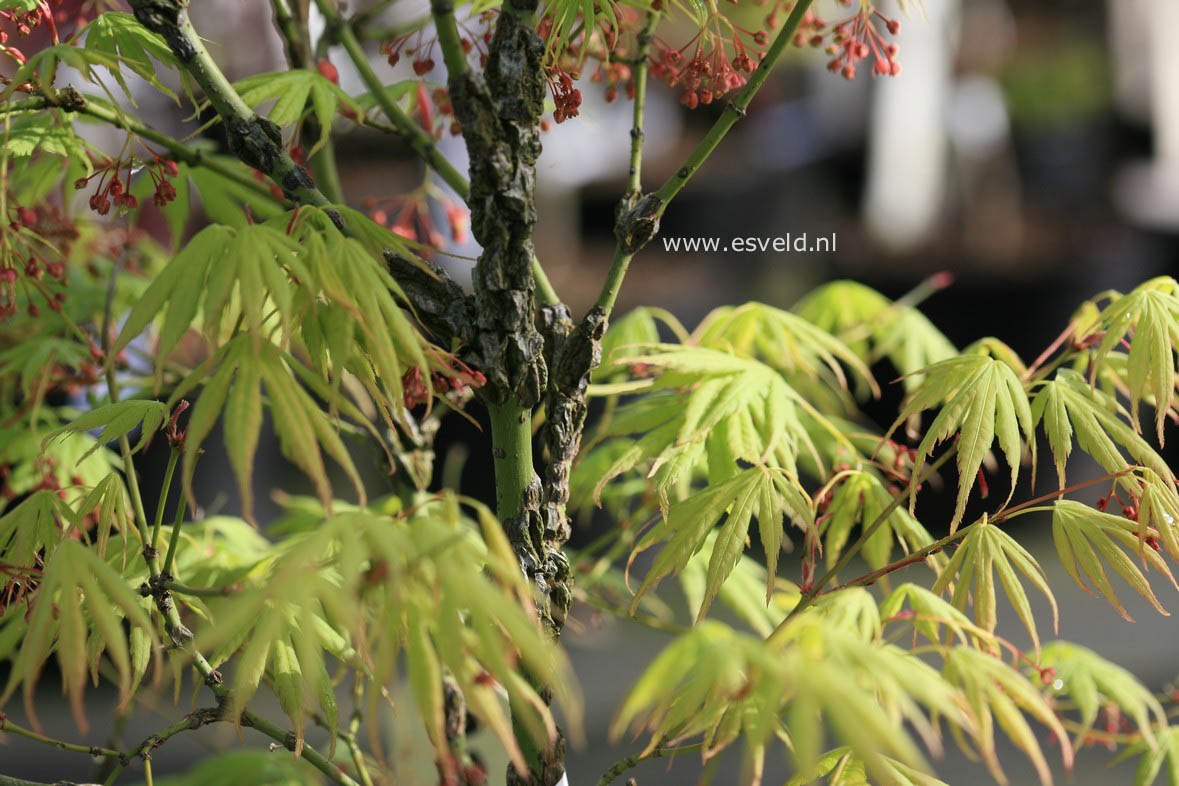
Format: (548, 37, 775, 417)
(428, 0, 469, 79)
(769, 447, 957, 643)
(597, 742, 705, 786)
(160, 476, 188, 578)
(488, 399, 533, 521)
(595, 11, 658, 319)
(0, 96, 282, 204)
(320, 0, 470, 199)
(0, 716, 123, 759)
(151, 449, 179, 555)
(648, 0, 814, 208)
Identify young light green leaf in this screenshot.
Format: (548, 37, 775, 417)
(931, 517, 1058, 652)
(43, 400, 169, 461)
(1051, 500, 1178, 620)
(886, 354, 1036, 531)
(1041, 640, 1166, 748)
(794, 280, 957, 392)
(629, 466, 812, 616)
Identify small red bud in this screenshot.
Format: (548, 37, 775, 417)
(317, 58, 339, 84)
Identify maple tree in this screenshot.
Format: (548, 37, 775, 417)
(2, 0, 1179, 785)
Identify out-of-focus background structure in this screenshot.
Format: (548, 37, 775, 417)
(5, 0, 1179, 783)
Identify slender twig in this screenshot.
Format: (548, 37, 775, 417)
(150, 449, 179, 555)
(429, 0, 469, 79)
(0, 715, 123, 759)
(648, 0, 814, 209)
(0, 95, 282, 204)
(597, 742, 705, 786)
(163, 580, 236, 597)
(596, 10, 659, 318)
(318, 0, 469, 199)
(770, 447, 957, 641)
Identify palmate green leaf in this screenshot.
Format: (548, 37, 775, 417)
(0, 117, 95, 173)
(588, 345, 842, 506)
(820, 470, 944, 573)
(197, 498, 577, 774)
(613, 618, 967, 783)
(1127, 726, 1179, 786)
(1091, 276, 1179, 443)
(1051, 500, 1178, 620)
(110, 223, 307, 374)
(0, 540, 159, 730)
(231, 71, 362, 155)
(680, 529, 800, 635)
(629, 466, 812, 616)
(0, 420, 116, 514)
(794, 280, 957, 392)
(943, 647, 1073, 786)
(786, 747, 951, 786)
(146, 750, 324, 786)
(693, 301, 878, 397)
(1032, 368, 1173, 488)
(0, 490, 73, 572)
(174, 335, 367, 518)
(930, 517, 1058, 652)
(886, 353, 1036, 531)
(84, 12, 181, 103)
(1040, 641, 1166, 749)
(43, 400, 169, 461)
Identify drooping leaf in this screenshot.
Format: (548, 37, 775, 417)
(943, 646, 1074, 786)
(794, 280, 957, 392)
(43, 399, 169, 461)
(931, 516, 1058, 652)
(1051, 500, 1178, 620)
(1032, 368, 1173, 488)
(0, 540, 159, 730)
(1091, 277, 1179, 443)
(694, 301, 878, 397)
(1040, 640, 1166, 748)
(886, 354, 1036, 531)
(820, 470, 944, 573)
(629, 466, 812, 615)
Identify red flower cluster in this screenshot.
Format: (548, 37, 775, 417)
(381, 11, 496, 75)
(546, 67, 582, 123)
(401, 359, 487, 409)
(819, 4, 902, 79)
(75, 153, 179, 216)
(650, 17, 770, 108)
(0, 0, 56, 43)
(364, 191, 469, 249)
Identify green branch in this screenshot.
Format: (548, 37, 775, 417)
(429, 0, 469, 79)
(596, 9, 659, 318)
(769, 447, 958, 642)
(597, 743, 705, 786)
(0, 94, 281, 204)
(318, 0, 470, 199)
(603, 0, 816, 312)
(0, 715, 123, 760)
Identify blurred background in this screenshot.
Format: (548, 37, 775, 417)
(6, 0, 1179, 783)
